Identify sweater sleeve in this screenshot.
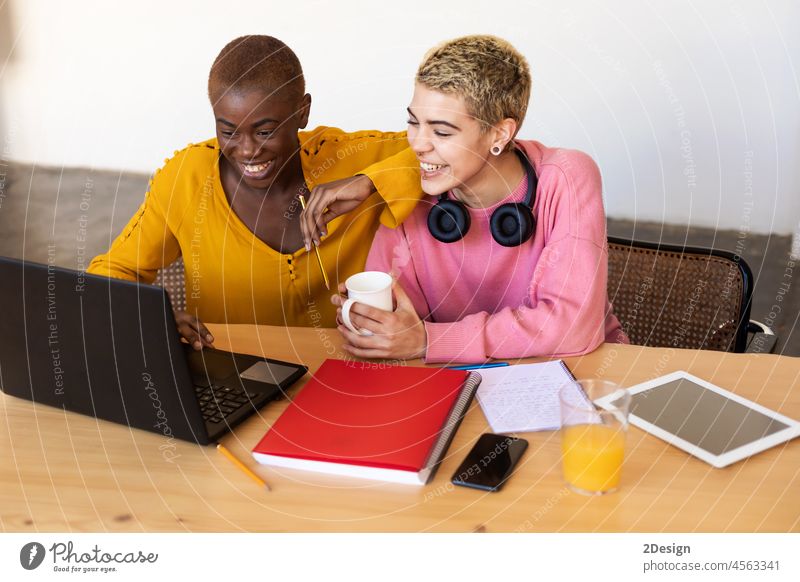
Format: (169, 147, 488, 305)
(423, 149, 610, 363)
(87, 162, 182, 284)
(365, 223, 432, 320)
(359, 146, 423, 229)
(423, 236, 609, 363)
(302, 127, 423, 229)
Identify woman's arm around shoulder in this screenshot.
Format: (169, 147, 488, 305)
(300, 127, 423, 248)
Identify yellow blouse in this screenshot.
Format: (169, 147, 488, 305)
(87, 127, 421, 327)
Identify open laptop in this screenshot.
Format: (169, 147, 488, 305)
(0, 256, 307, 445)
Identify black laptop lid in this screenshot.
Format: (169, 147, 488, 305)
(0, 257, 210, 444)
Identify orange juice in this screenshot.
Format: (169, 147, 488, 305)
(561, 424, 625, 493)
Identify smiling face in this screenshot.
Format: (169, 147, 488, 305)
(406, 84, 498, 197)
(212, 88, 310, 190)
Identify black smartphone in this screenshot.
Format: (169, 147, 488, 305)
(451, 433, 528, 492)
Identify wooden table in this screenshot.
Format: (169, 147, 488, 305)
(1, 324, 798, 532)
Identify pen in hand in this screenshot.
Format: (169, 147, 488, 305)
(298, 194, 331, 290)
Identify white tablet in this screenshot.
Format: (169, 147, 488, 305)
(594, 371, 800, 468)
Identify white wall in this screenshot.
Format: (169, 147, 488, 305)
(1, 0, 799, 234)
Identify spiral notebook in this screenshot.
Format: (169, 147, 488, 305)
(252, 359, 482, 485)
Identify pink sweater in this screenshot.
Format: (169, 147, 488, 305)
(365, 140, 628, 364)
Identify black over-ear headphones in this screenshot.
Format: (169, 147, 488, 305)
(426, 148, 538, 247)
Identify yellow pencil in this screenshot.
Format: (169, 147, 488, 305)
(298, 194, 331, 290)
(216, 443, 271, 491)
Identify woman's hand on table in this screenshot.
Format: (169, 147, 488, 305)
(300, 174, 376, 249)
(174, 310, 215, 350)
(331, 282, 427, 360)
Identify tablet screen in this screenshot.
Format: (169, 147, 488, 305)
(630, 378, 789, 456)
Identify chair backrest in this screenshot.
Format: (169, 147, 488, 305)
(607, 237, 753, 352)
(154, 257, 187, 313)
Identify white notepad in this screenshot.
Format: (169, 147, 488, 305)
(475, 360, 582, 433)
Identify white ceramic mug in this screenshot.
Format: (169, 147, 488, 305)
(340, 271, 393, 336)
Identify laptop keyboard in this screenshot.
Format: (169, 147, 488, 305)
(193, 383, 258, 425)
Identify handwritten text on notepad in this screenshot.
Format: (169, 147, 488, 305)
(475, 361, 583, 433)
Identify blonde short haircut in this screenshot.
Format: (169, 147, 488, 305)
(416, 35, 531, 135)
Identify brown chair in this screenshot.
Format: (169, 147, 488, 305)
(154, 257, 187, 313)
(607, 237, 775, 353)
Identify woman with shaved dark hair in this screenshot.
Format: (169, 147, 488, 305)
(89, 35, 421, 349)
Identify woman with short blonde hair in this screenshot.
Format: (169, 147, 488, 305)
(331, 34, 628, 362)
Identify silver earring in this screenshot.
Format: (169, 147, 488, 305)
(491, 145, 503, 156)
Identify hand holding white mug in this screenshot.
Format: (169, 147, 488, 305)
(332, 277, 428, 360)
(339, 271, 394, 336)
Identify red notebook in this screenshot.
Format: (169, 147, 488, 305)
(252, 359, 481, 485)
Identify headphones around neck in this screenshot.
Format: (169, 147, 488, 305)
(426, 148, 538, 247)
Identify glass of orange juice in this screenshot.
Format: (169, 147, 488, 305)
(559, 379, 631, 496)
